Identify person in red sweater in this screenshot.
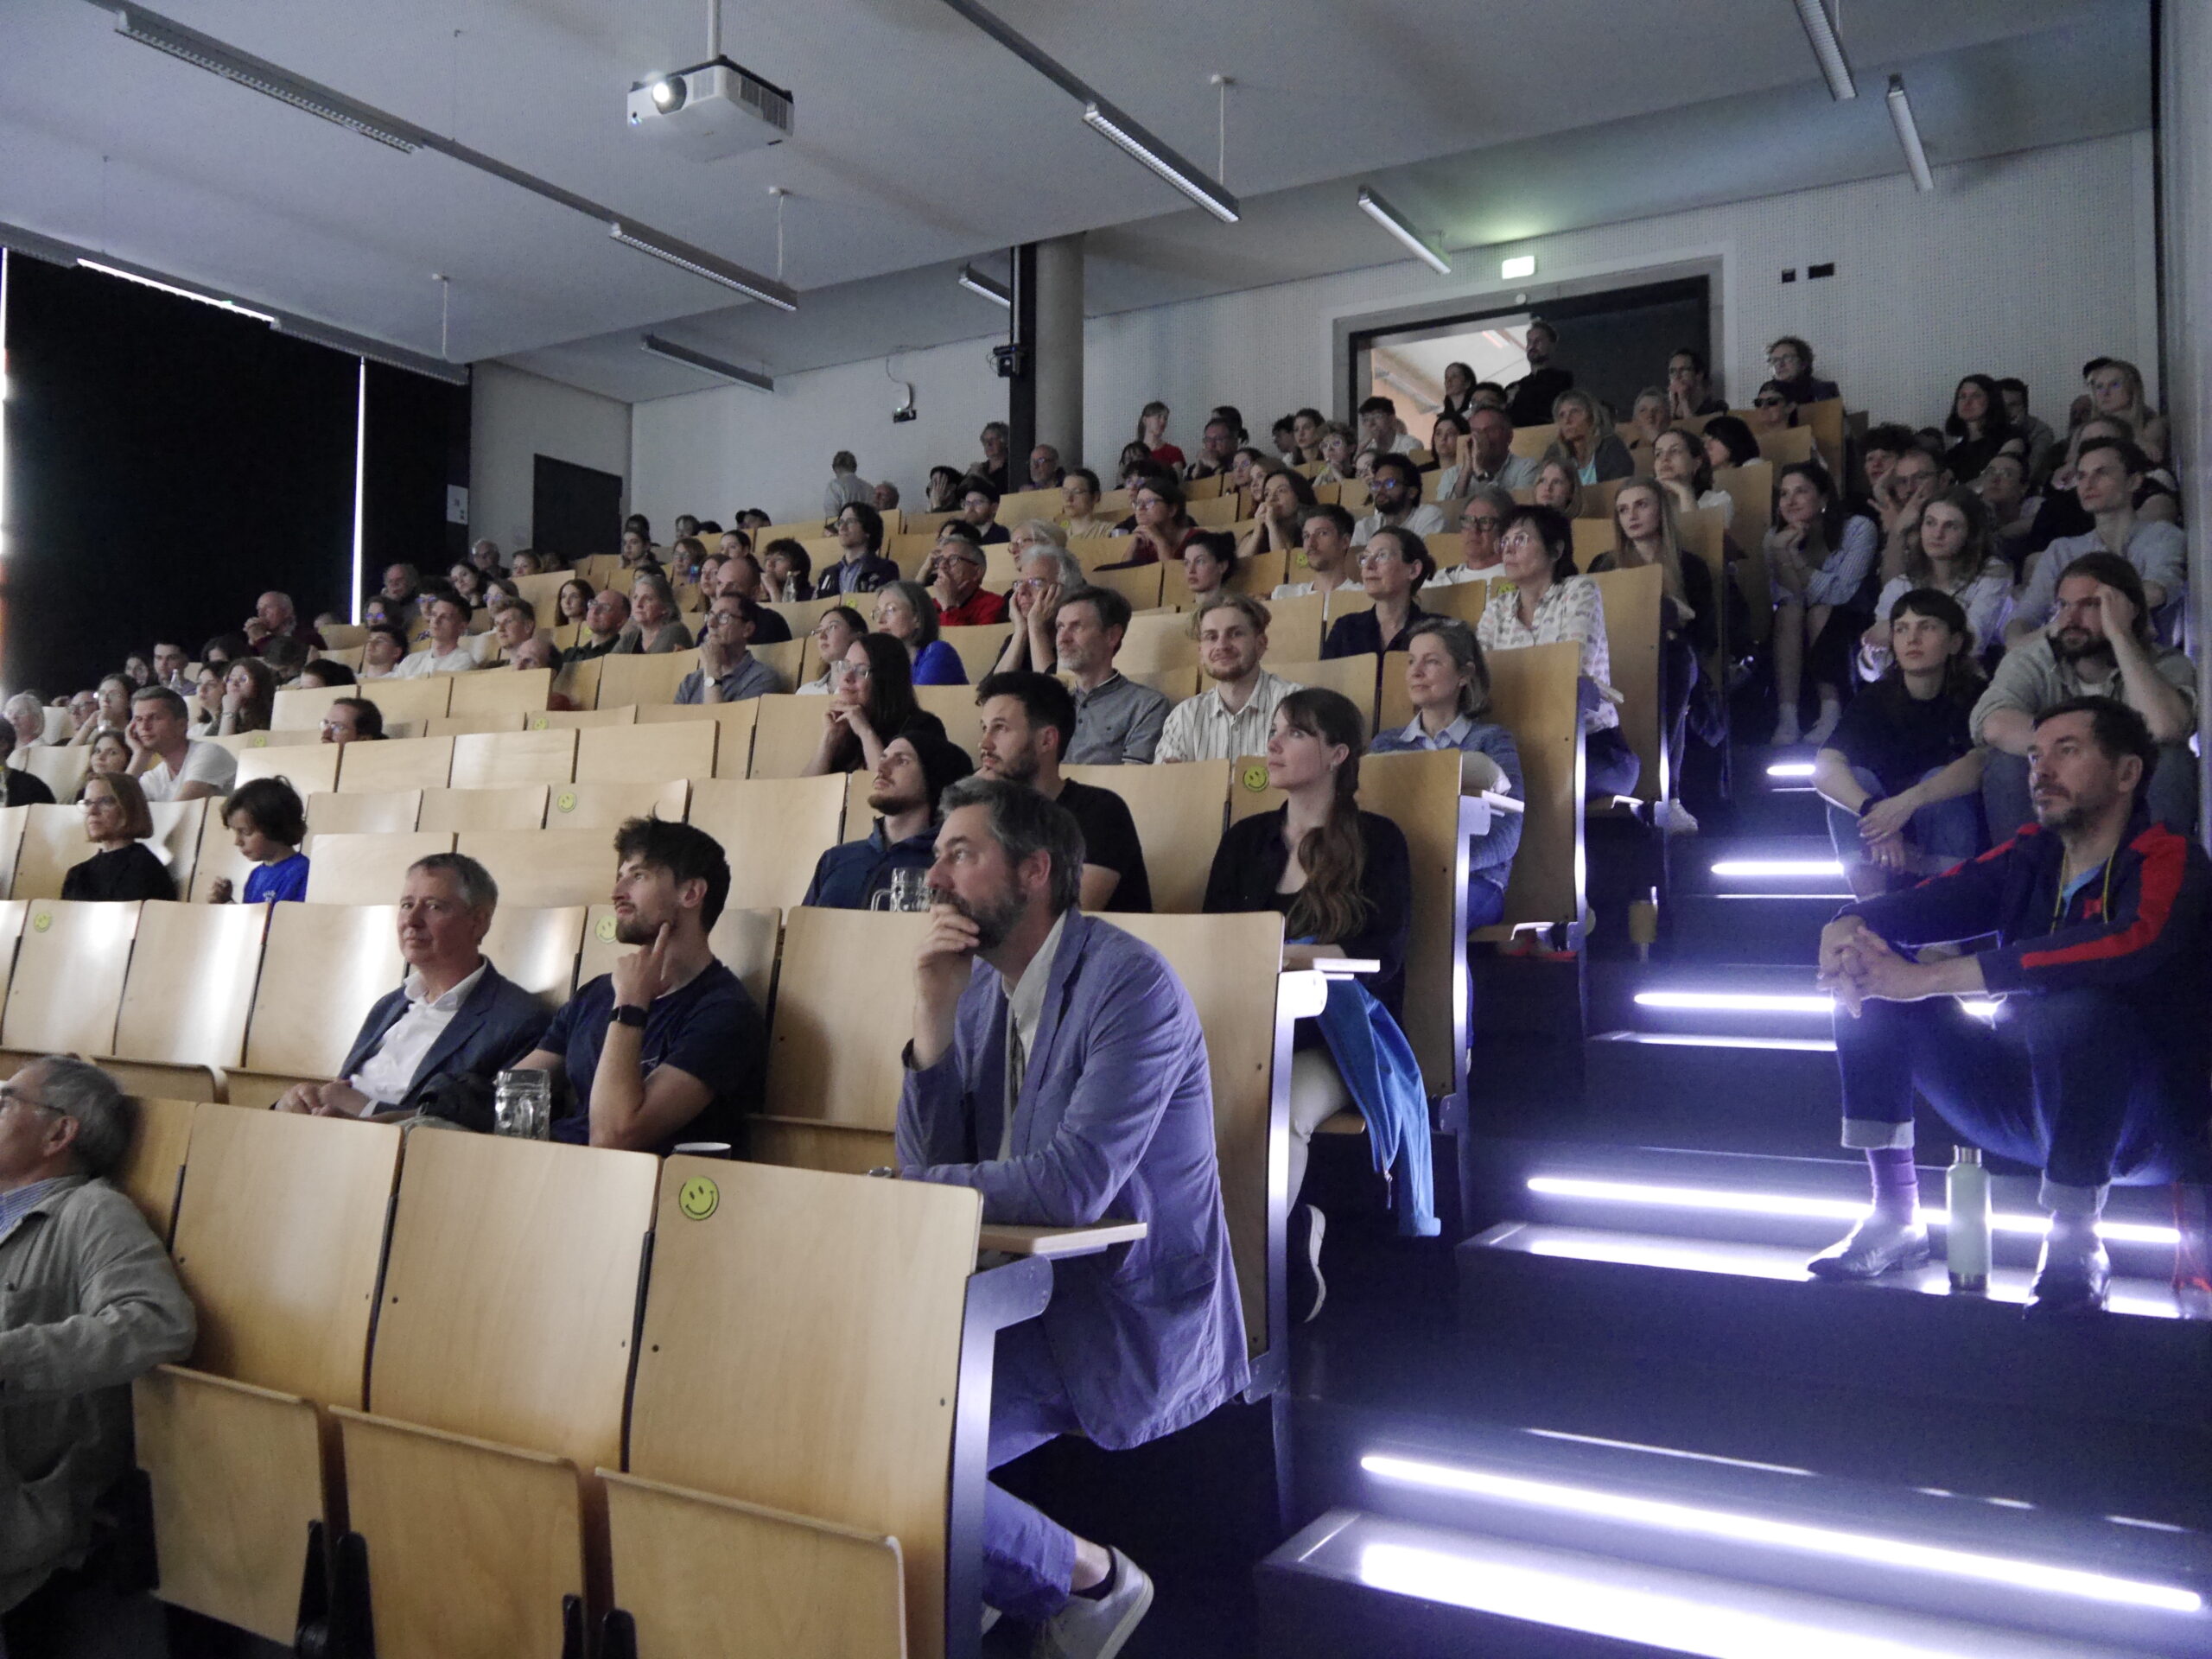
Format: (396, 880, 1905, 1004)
(928, 529, 1010, 626)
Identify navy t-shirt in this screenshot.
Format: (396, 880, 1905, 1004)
(544, 958, 764, 1154)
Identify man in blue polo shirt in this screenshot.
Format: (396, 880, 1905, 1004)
(518, 819, 764, 1154)
(803, 727, 973, 909)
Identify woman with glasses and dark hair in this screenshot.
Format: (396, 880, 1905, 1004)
(64, 772, 175, 901)
(1766, 461, 1879, 747)
(802, 632, 946, 777)
(1108, 474, 1195, 569)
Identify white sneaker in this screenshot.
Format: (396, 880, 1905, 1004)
(1300, 1204, 1327, 1324)
(1654, 799, 1700, 836)
(1803, 702, 1842, 748)
(1033, 1550, 1154, 1659)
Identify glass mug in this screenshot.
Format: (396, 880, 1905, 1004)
(870, 868, 933, 913)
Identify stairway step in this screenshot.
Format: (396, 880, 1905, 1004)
(1583, 1031, 1842, 1155)
(1667, 893, 1836, 963)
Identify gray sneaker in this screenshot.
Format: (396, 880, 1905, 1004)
(1807, 1211, 1930, 1280)
(1033, 1549, 1154, 1659)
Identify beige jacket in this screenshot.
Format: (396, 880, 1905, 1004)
(0, 1178, 195, 1613)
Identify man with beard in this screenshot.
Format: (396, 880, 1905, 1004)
(895, 778, 1246, 1655)
(1973, 552, 2196, 835)
(1809, 696, 2212, 1314)
(974, 672, 1151, 912)
(1505, 318, 1575, 429)
(518, 819, 764, 1154)
(802, 728, 973, 908)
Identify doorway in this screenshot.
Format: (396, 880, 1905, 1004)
(531, 454, 625, 562)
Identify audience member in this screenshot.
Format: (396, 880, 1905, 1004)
(1357, 396, 1419, 458)
(0, 721, 53, 807)
(1270, 414, 1300, 464)
(1028, 442, 1065, 488)
(1764, 334, 1840, 404)
(994, 541, 1089, 676)
(619, 526, 654, 569)
(1666, 346, 1728, 418)
(1436, 361, 1478, 422)
(67, 677, 132, 750)
(206, 777, 310, 904)
(200, 633, 252, 673)
(926, 535, 1008, 626)
(804, 632, 944, 776)
(957, 477, 1013, 546)
(0, 1058, 194, 1630)
(1313, 422, 1360, 486)
(1810, 696, 2209, 1314)
(976, 421, 1013, 493)
(823, 449, 874, 518)
(896, 777, 1243, 1649)
(874, 580, 967, 687)
(321, 696, 385, 744)
(448, 563, 489, 610)
(1114, 475, 1194, 567)
(1433, 487, 1514, 584)
(379, 563, 422, 615)
(1529, 457, 1583, 518)
(815, 502, 900, 596)
(1461, 405, 1541, 492)
(1546, 389, 1634, 485)
(468, 537, 503, 578)
(1292, 407, 1327, 464)
(976, 672, 1152, 912)
(63, 772, 175, 901)
(122, 654, 155, 690)
(677, 595, 784, 703)
(517, 819, 765, 1154)
(1156, 596, 1304, 764)
(1187, 417, 1238, 480)
(1701, 415, 1761, 474)
(2084, 358, 2170, 466)
(393, 591, 481, 677)
(1060, 469, 1115, 538)
(1325, 526, 1434, 658)
(1765, 461, 1878, 747)
(1478, 505, 1640, 796)
(127, 686, 234, 803)
(1974, 450, 2041, 564)
(714, 553, 791, 643)
(1135, 401, 1184, 469)
(510, 550, 545, 578)
(1238, 467, 1317, 561)
(2, 694, 43, 757)
(926, 466, 966, 512)
(474, 601, 541, 668)
(563, 590, 631, 665)
(1995, 378, 2058, 479)
(1507, 320, 1574, 428)
(802, 728, 974, 908)
(1274, 503, 1358, 601)
(1180, 531, 1239, 605)
(295, 659, 356, 690)
(1372, 619, 1523, 925)
(1649, 427, 1737, 527)
(873, 479, 901, 513)
(1871, 442, 1948, 584)
(186, 668, 225, 732)
(1941, 374, 2017, 481)
(1056, 588, 1171, 766)
(2006, 437, 2185, 645)
(1427, 411, 1470, 499)
(150, 641, 189, 693)
(1750, 379, 1798, 432)
(1973, 553, 2196, 835)
(1597, 480, 1718, 822)
(1351, 454, 1446, 546)
(619, 573, 693, 655)
(1815, 589, 1987, 900)
(760, 538, 813, 602)
(798, 607, 868, 695)
(210, 657, 275, 738)
(1858, 487, 2012, 671)
(278, 854, 551, 1120)
(1628, 383, 1676, 445)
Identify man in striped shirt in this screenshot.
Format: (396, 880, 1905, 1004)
(1154, 596, 1302, 765)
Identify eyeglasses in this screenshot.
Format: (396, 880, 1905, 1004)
(833, 663, 874, 681)
(1752, 396, 1786, 408)
(1463, 517, 1502, 533)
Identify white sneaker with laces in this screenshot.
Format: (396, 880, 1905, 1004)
(1655, 800, 1700, 836)
(1033, 1550, 1154, 1659)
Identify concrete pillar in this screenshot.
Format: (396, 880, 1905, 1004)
(1032, 232, 1086, 473)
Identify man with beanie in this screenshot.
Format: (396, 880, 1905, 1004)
(803, 727, 975, 908)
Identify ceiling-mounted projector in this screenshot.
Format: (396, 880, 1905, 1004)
(626, 59, 792, 160)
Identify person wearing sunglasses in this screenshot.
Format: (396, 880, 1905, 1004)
(1749, 379, 1799, 433)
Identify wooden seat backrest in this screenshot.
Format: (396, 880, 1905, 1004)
(1062, 760, 1230, 915)
(453, 829, 619, 910)
(1421, 579, 1494, 626)
(1510, 422, 1555, 458)
(19, 745, 89, 802)
(235, 742, 340, 795)
(1087, 563, 1164, 613)
(480, 904, 588, 1008)
(450, 728, 578, 791)
(0, 808, 26, 900)
(764, 908, 931, 1133)
(913, 685, 983, 759)
(1587, 563, 1664, 801)
(1470, 641, 1580, 925)
(112, 900, 269, 1068)
(580, 906, 779, 1010)
(354, 676, 456, 728)
(1269, 655, 1380, 735)
(742, 696, 830, 779)
(303, 832, 456, 906)
(116, 1096, 198, 1243)
(1116, 611, 1198, 675)
(169, 1105, 404, 1402)
(366, 1131, 660, 1472)
(598, 649, 701, 710)
(576, 720, 716, 785)
(551, 656, 606, 715)
(1262, 590, 1327, 658)
(244, 903, 405, 1077)
(626, 1159, 980, 1659)
(688, 776, 850, 912)
(306, 789, 422, 843)
(1745, 423, 1816, 467)
(448, 666, 552, 716)
(188, 803, 251, 903)
(271, 683, 342, 732)
(418, 785, 551, 834)
(940, 624, 1014, 683)
(637, 701, 760, 779)
(545, 778, 690, 831)
(334, 735, 455, 794)
(0, 898, 139, 1056)
(1339, 749, 1465, 1093)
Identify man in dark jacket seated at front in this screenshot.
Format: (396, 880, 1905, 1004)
(1810, 696, 2212, 1314)
(276, 853, 550, 1119)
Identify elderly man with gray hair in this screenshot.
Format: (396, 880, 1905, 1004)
(992, 535, 1091, 677)
(0, 1057, 195, 1631)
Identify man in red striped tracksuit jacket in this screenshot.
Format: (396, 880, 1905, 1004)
(1807, 695, 2212, 1315)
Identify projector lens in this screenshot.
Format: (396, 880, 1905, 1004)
(652, 77, 685, 113)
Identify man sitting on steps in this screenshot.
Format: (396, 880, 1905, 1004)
(1809, 696, 2212, 1315)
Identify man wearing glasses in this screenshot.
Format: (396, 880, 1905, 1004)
(1350, 454, 1446, 547)
(0, 1059, 195, 1632)
(677, 596, 785, 704)
(814, 503, 901, 599)
(927, 532, 1010, 626)
(1764, 334, 1840, 406)
(1434, 486, 1516, 584)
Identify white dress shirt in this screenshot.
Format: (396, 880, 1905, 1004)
(1154, 669, 1303, 764)
(348, 962, 487, 1108)
(996, 911, 1068, 1159)
(394, 645, 481, 677)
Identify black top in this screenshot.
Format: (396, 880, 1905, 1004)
(61, 842, 177, 903)
(749, 607, 792, 645)
(1054, 779, 1152, 913)
(1825, 681, 1977, 799)
(1506, 365, 1574, 429)
(563, 636, 622, 665)
(1202, 806, 1413, 1020)
(544, 960, 764, 1156)
(0, 769, 54, 808)
(1587, 551, 1719, 658)
(1324, 601, 1428, 660)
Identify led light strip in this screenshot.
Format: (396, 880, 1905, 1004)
(957, 264, 1011, 307)
(1356, 186, 1451, 275)
(1361, 1453, 2202, 1612)
(1631, 990, 2001, 1020)
(1766, 761, 1816, 779)
(78, 258, 276, 323)
(1712, 858, 1845, 878)
(1081, 104, 1240, 223)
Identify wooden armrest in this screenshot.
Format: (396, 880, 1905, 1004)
(976, 1220, 1148, 1258)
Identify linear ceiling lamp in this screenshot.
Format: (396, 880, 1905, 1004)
(1789, 0, 1857, 101)
(276, 315, 470, 385)
(957, 264, 1011, 307)
(609, 223, 797, 311)
(640, 334, 773, 391)
(114, 5, 421, 149)
(936, 0, 1240, 223)
(1885, 74, 1936, 191)
(1356, 187, 1450, 275)
(77, 257, 276, 323)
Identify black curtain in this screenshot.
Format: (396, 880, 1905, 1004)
(3, 256, 358, 693)
(362, 362, 471, 591)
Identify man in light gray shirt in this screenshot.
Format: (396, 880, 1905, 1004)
(823, 450, 874, 518)
(676, 596, 784, 704)
(2006, 437, 2186, 645)
(1460, 406, 1542, 493)
(1055, 588, 1169, 766)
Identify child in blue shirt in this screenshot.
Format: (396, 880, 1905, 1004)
(207, 776, 310, 904)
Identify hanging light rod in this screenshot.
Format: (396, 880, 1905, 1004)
(957, 264, 1012, 307)
(1356, 187, 1450, 275)
(1886, 74, 1936, 192)
(1789, 0, 1857, 101)
(77, 257, 276, 323)
(640, 334, 773, 391)
(610, 224, 797, 310)
(113, 5, 421, 149)
(935, 0, 1240, 222)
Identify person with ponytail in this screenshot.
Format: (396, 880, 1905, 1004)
(1203, 689, 1436, 1315)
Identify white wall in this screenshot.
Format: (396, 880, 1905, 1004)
(470, 360, 633, 552)
(635, 132, 2155, 525)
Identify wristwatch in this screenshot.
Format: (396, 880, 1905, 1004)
(609, 1003, 648, 1029)
(1856, 793, 1886, 820)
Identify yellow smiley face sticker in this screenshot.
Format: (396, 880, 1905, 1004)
(677, 1177, 720, 1222)
(1293, 549, 1310, 569)
(555, 791, 577, 815)
(530, 715, 549, 730)
(1240, 764, 1269, 792)
(594, 916, 618, 942)
(30, 911, 51, 934)
(248, 732, 269, 747)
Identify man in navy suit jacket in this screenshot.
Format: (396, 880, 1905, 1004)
(898, 779, 1246, 1654)
(276, 854, 549, 1119)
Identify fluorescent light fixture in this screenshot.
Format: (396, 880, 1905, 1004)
(115, 5, 422, 150)
(1523, 1176, 2180, 1246)
(1887, 75, 1936, 192)
(1083, 103, 1240, 223)
(1357, 187, 1450, 275)
(1500, 254, 1536, 280)
(77, 258, 276, 325)
(351, 359, 365, 626)
(1600, 1032, 1836, 1052)
(273, 315, 469, 385)
(1790, 0, 1858, 101)
(957, 264, 1011, 308)
(1360, 1454, 2202, 1613)
(1766, 761, 1815, 779)
(608, 222, 798, 311)
(1633, 990, 1832, 1014)
(1711, 858, 1845, 877)
(639, 334, 772, 391)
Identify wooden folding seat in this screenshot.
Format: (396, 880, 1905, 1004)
(540, 704, 636, 731)
(764, 595, 838, 640)
(1062, 760, 1230, 914)
(600, 1160, 982, 1659)
(579, 905, 779, 1010)
(306, 788, 422, 843)
(115, 1096, 198, 1243)
(598, 649, 701, 709)
(748, 638, 805, 691)
(188, 803, 252, 904)
(914, 685, 984, 760)
(638, 701, 758, 779)
(449, 665, 553, 716)
(745, 696, 832, 779)
(687, 776, 850, 912)
(111, 899, 270, 1084)
(233, 903, 405, 1100)
(939, 624, 1013, 682)
(0, 898, 138, 1059)
(1744, 423, 1816, 467)
(235, 741, 340, 794)
(1571, 517, 1613, 569)
(334, 734, 454, 794)
(1066, 537, 1123, 573)
(1261, 590, 1327, 658)
(18, 744, 88, 802)
(1510, 421, 1556, 459)
(425, 711, 528, 737)
(480, 904, 588, 1008)
(1586, 562, 1664, 802)
(320, 623, 369, 650)
(546, 778, 689, 831)
(1263, 656, 1380, 736)
(135, 1107, 405, 1641)
(576, 720, 716, 785)
(450, 728, 578, 790)
(1422, 580, 1493, 626)
(454, 829, 618, 909)
(271, 683, 343, 732)
(419, 785, 551, 833)
(1127, 664, 1200, 702)
(0, 805, 27, 899)
(303, 832, 457, 906)
(354, 676, 457, 729)
(885, 534, 936, 579)
(1086, 563, 1163, 612)
(512, 571, 573, 626)
(552, 655, 607, 714)
(12, 802, 202, 901)
(329, 1132, 661, 1657)
(1111, 611, 1197, 677)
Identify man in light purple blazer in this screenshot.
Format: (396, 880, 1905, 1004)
(897, 778, 1248, 1656)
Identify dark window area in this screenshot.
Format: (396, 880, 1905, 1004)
(363, 363, 471, 588)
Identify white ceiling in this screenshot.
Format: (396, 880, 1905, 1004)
(0, 0, 2148, 399)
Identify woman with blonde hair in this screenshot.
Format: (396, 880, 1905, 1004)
(1545, 388, 1634, 485)
(1595, 480, 1717, 824)
(1529, 456, 1584, 518)
(2083, 358, 2169, 466)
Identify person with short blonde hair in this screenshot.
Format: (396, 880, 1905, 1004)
(1154, 596, 1303, 764)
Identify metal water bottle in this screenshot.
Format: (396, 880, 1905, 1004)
(1947, 1146, 1990, 1294)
